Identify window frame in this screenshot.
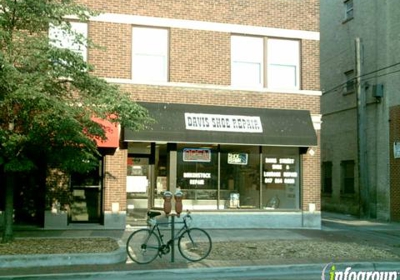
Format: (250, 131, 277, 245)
(230, 35, 264, 88)
(49, 21, 88, 62)
(344, 70, 355, 95)
(344, 0, 354, 22)
(341, 160, 355, 195)
(231, 35, 301, 90)
(322, 161, 333, 195)
(266, 38, 300, 90)
(131, 26, 169, 83)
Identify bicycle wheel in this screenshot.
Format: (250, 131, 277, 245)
(178, 228, 212, 262)
(126, 229, 160, 264)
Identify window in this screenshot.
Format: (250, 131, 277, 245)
(344, 70, 355, 94)
(220, 145, 260, 210)
(132, 27, 168, 82)
(49, 22, 88, 61)
(262, 147, 300, 209)
(322, 162, 333, 194)
(231, 36, 263, 87)
(341, 160, 355, 194)
(177, 144, 218, 210)
(344, 0, 354, 21)
(231, 36, 300, 90)
(267, 39, 300, 89)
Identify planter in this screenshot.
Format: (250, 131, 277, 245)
(44, 210, 68, 229)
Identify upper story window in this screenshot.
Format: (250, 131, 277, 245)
(267, 39, 300, 90)
(231, 35, 300, 90)
(49, 22, 88, 62)
(231, 36, 263, 87)
(344, 0, 354, 21)
(132, 27, 169, 82)
(344, 70, 355, 94)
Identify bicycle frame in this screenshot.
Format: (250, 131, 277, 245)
(126, 211, 212, 264)
(149, 214, 190, 252)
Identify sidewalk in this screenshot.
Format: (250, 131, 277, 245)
(1, 212, 400, 278)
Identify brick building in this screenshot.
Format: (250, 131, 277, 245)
(44, 0, 321, 229)
(320, 1, 400, 220)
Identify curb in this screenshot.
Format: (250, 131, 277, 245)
(0, 240, 127, 269)
(1, 262, 399, 280)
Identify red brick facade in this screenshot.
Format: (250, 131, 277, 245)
(77, 0, 321, 223)
(390, 106, 400, 220)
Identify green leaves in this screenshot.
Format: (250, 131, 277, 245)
(0, 0, 151, 174)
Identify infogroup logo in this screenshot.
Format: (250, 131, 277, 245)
(321, 263, 398, 280)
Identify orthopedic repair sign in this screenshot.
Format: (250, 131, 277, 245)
(184, 113, 263, 133)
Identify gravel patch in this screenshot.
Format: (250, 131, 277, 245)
(207, 240, 400, 262)
(0, 238, 119, 255)
(1, 237, 399, 264)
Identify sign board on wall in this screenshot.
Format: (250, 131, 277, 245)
(184, 113, 263, 133)
(228, 153, 248, 165)
(183, 148, 211, 162)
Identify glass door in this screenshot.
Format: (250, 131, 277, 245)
(69, 159, 103, 223)
(126, 157, 152, 225)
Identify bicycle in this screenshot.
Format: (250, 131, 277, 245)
(126, 210, 212, 264)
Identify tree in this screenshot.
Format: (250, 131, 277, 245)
(0, 0, 151, 242)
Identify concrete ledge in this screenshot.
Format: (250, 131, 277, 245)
(0, 240, 127, 268)
(180, 211, 321, 229)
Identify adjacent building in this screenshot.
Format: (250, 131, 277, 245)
(44, 0, 322, 229)
(320, 0, 400, 220)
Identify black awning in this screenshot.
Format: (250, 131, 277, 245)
(124, 102, 317, 147)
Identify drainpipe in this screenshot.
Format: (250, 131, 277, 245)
(356, 37, 369, 218)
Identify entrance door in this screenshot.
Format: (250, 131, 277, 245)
(70, 159, 103, 223)
(126, 157, 152, 225)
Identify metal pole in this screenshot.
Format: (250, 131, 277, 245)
(356, 37, 369, 218)
(170, 215, 175, 262)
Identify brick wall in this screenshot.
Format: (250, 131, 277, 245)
(302, 132, 321, 211)
(80, 0, 319, 32)
(89, 22, 132, 79)
(103, 148, 127, 212)
(170, 29, 230, 85)
(120, 84, 320, 113)
(78, 0, 321, 216)
(302, 40, 320, 91)
(390, 106, 400, 221)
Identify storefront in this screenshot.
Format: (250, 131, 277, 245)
(123, 102, 320, 229)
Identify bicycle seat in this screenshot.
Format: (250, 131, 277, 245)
(147, 211, 162, 218)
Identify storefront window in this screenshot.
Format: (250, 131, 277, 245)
(220, 145, 260, 210)
(262, 147, 300, 209)
(177, 144, 218, 210)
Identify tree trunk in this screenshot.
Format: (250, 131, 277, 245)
(2, 172, 14, 243)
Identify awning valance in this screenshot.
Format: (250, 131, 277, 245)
(124, 103, 317, 147)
